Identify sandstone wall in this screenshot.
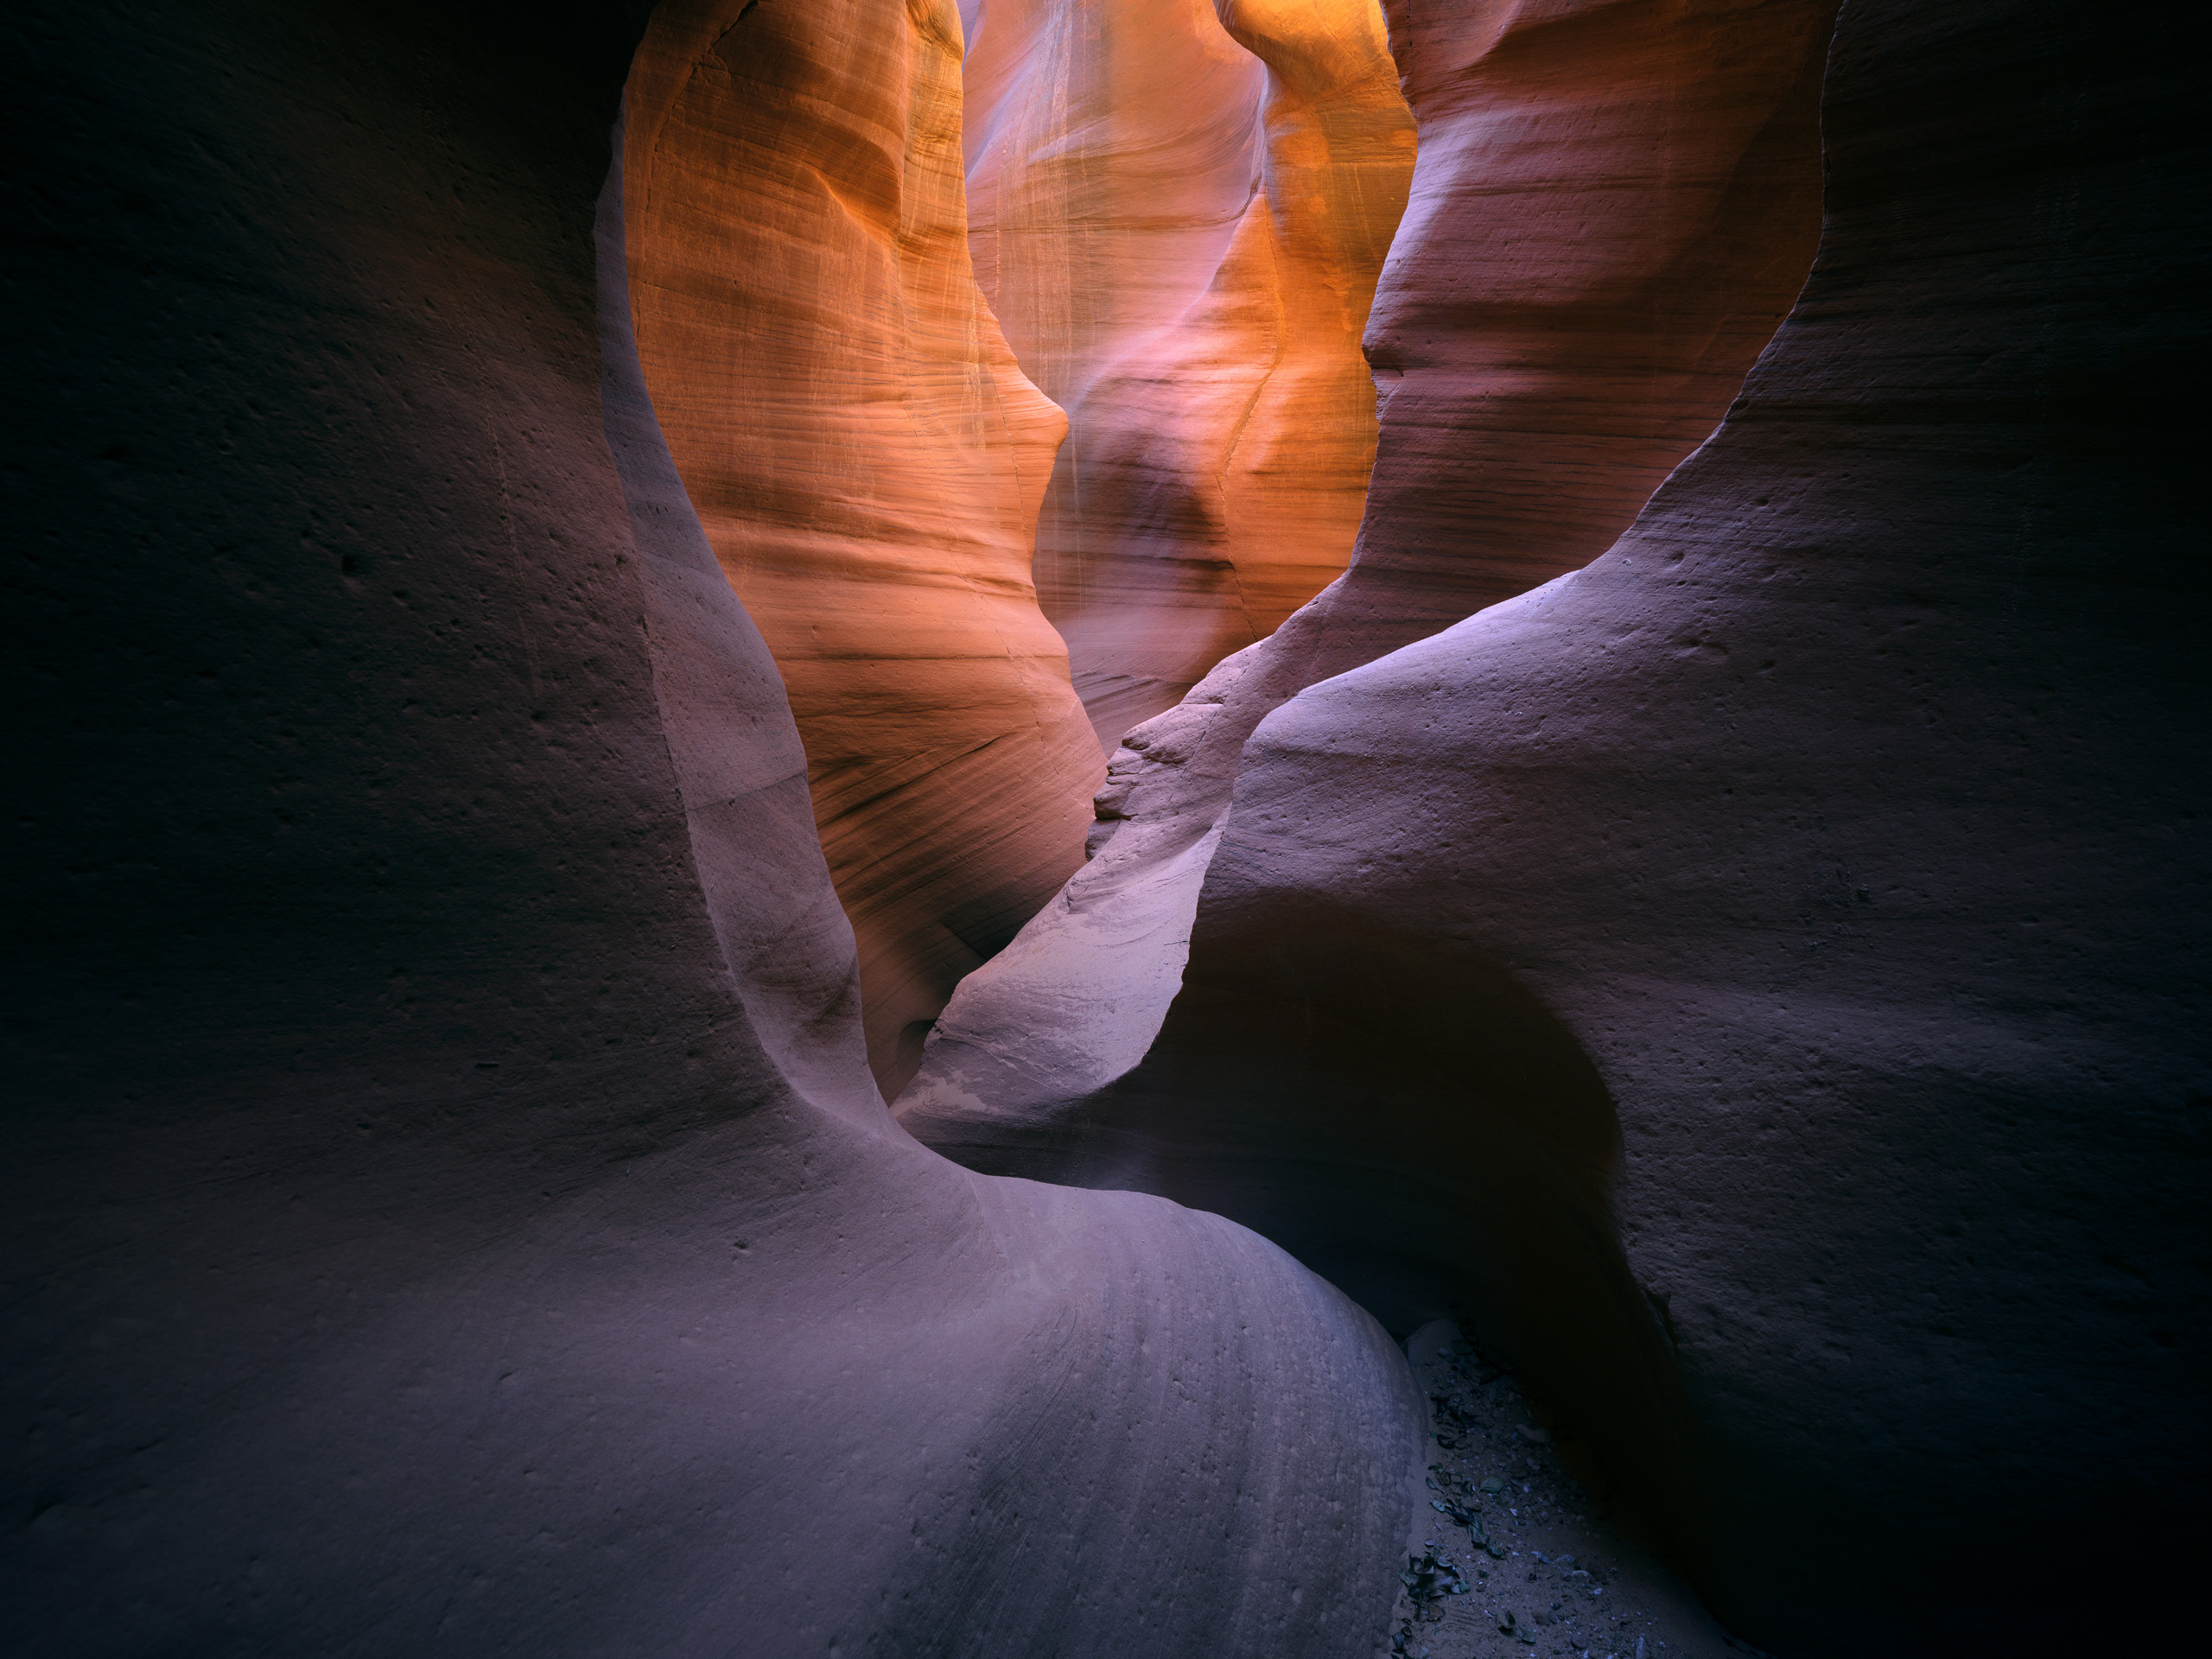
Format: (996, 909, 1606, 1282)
(1, 3, 1420, 1651)
(964, 0, 1415, 747)
(626, 0, 1103, 1098)
(10, 0, 2200, 1650)
(905, 0, 1835, 1146)
(909, 0, 2209, 1652)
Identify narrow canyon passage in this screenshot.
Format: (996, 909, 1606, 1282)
(624, 0, 1834, 1109)
(625, 0, 1422, 1101)
(902, 0, 1836, 1141)
(629, 0, 2206, 1649)
(627, 0, 1831, 1634)
(966, 0, 1417, 747)
(897, 3, 1849, 1634)
(10, 1, 2201, 1656)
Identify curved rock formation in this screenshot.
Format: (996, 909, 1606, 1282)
(904, 0, 1835, 1136)
(11, 0, 2201, 1650)
(626, 0, 1103, 1098)
(965, 0, 1415, 747)
(3, 3, 1420, 1652)
(910, 0, 2209, 1652)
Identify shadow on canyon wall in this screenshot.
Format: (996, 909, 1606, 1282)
(918, 899, 1707, 1583)
(4, 3, 1422, 1654)
(3, 0, 2203, 1655)
(906, 1, 2210, 1653)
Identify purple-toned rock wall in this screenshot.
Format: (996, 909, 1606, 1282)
(7, 1, 2202, 1654)
(3, 4, 1416, 1652)
(904, 1, 2209, 1652)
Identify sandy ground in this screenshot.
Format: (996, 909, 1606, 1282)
(1382, 1323, 1767, 1659)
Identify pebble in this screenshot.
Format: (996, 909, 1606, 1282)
(1408, 1335, 1707, 1659)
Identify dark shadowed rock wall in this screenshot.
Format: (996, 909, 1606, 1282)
(2, 3, 1420, 1652)
(906, 0, 2209, 1652)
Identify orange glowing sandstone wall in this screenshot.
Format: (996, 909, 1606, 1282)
(963, 0, 1415, 747)
(624, 0, 1103, 1097)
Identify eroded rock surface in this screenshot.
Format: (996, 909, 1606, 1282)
(965, 0, 1415, 747)
(903, 0, 1834, 1138)
(3, 3, 1421, 1653)
(912, 0, 2209, 1653)
(626, 0, 1103, 1098)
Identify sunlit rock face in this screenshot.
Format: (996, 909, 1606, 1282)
(904, 0, 1834, 1152)
(13, 0, 2200, 1652)
(625, 0, 1103, 1098)
(4, 2, 1421, 1652)
(908, 1, 2207, 1654)
(964, 0, 1415, 748)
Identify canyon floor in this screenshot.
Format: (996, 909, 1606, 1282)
(1387, 1325, 1760, 1659)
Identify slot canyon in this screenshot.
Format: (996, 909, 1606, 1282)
(5, 1, 2202, 1656)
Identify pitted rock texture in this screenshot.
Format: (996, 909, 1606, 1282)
(626, 0, 1103, 1099)
(912, 0, 2209, 1653)
(902, 0, 1834, 1140)
(964, 0, 1415, 748)
(2, 3, 1423, 1653)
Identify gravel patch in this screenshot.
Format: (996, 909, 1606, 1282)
(1383, 1322, 1771, 1659)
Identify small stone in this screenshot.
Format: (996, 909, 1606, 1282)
(1516, 1423, 1552, 1444)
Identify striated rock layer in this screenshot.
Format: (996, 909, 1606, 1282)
(965, 0, 1415, 747)
(909, 0, 2209, 1652)
(1, 3, 1421, 1653)
(626, 0, 1103, 1099)
(905, 0, 1836, 1142)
